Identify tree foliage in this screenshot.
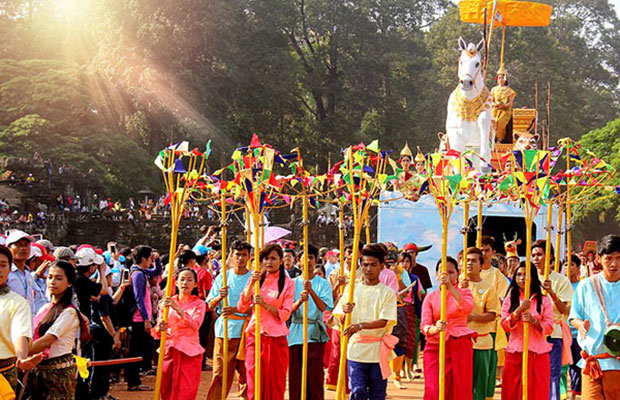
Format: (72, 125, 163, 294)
(0, 0, 619, 197)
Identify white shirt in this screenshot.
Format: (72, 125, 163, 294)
(45, 308, 79, 358)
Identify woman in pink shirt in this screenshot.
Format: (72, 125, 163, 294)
(501, 262, 553, 400)
(421, 256, 474, 400)
(238, 244, 295, 400)
(152, 268, 206, 400)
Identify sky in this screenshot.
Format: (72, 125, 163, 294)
(613, 0, 620, 17)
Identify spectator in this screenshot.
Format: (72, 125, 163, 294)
(6, 230, 37, 313)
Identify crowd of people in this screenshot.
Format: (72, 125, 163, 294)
(0, 225, 619, 400)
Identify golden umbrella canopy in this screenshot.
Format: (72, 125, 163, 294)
(460, 0, 552, 27)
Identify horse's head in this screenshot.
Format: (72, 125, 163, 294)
(458, 37, 485, 92)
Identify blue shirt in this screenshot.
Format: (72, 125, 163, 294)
(324, 262, 339, 280)
(569, 274, 620, 371)
(8, 264, 36, 314)
(207, 269, 252, 339)
(287, 275, 334, 346)
(570, 281, 580, 337)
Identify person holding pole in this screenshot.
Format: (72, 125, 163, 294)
(206, 240, 252, 400)
(151, 268, 206, 400)
(331, 243, 397, 400)
(325, 240, 362, 391)
(238, 243, 295, 400)
(569, 234, 620, 399)
(531, 239, 574, 400)
(464, 247, 502, 400)
(421, 257, 474, 400)
(288, 244, 333, 400)
(501, 262, 554, 400)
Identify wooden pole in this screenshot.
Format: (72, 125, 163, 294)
(338, 202, 345, 292)
(554, 204, 564, 273)
(335, 225, 362, 400)
(439, 216, 449, 400)
(462, 201, 470, 278)
(220, 192, 229, 400)
(543, 204, 553, 283)
(565, 141, 572, 269)
(522, 215, 534, 400)
(476, 199, 483, 247)
(252, 209, 262, 400)
(365, 214, 371, 244)
(301, 194, 309, 400)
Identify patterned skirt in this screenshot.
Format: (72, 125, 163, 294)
(403, 303, 418, 359)
(30, 353, 77, 400)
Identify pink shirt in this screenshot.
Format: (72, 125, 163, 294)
(238, 270, 295, 337)
(421, 287, 474, 344)
(500, 291, 553, 354)
(379, 269, 399, 293)
(152, 295, 206, 357)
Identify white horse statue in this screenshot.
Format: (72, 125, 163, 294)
(446, 37, 494, 170)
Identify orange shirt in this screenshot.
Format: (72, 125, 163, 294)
(238, 270, 295, 337)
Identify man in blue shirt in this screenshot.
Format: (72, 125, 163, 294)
(206, 240, 252, 400)
(569, 234, 620, 399)
(288, 244, 334, 400)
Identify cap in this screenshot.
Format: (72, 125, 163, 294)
(30, 243, 55, 262)
(53, 247, 76, 261)
(192, 244, 212, 256)
(402, 243, 432, 253)
(325, 250, 339, 258)
(75, 247, 104, 267)
(36, 239, 55, 252)
(5, 230, 34, 246)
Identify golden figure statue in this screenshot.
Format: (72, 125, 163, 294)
(491, 65, 516, 143)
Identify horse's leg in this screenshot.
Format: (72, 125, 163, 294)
(478, 110, 493, 171)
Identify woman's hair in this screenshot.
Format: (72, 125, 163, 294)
(176, 267, 198, 282)
(507, 261, 543, 313)
(37, 261, 85, 338)
(435, 256, 459, 274)
(398, 252, 412, 265)
(178, 250, 197, 269)
(259, 244, 286, 297)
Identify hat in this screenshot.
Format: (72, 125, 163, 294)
(402, 243, 432, 253)
(5, 230, 34, 246)
(325, 250, 339, 258)
(30, 243, 55, 262)
(36, 239, 55, 253)
(0, 235, 5, 246)
(415, 147, 425, 163)
(75, 247, 104, 266)
(400, 143, 412, 158)
(192, 244, 212, 256)
(54, 246, 77, 261)
(497, 64, 507, 76)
